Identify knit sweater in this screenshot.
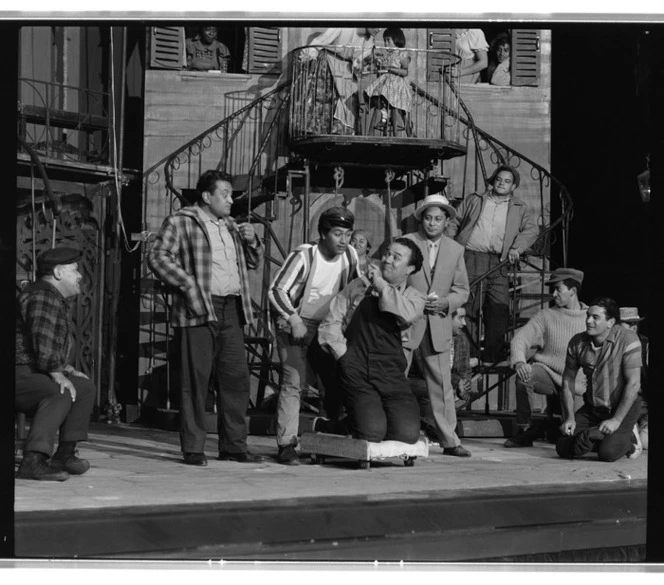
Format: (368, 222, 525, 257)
(510, 303, 588, 387)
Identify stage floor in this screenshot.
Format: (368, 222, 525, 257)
(13, 422, 648, 561)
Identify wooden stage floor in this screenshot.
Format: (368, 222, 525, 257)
(13, 422, 648, 562)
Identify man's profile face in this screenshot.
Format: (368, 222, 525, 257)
(320, 226, 352, 258)
(380, 242, 414, 285)
(56, 262, 82, 298)
(452, 308, 467, 335)
(586, 305, 614, 339)
(491, 170, 517, 197)
(205, 180, 233, 219)
(552, 282, 574, 309)
(421, 207, 448, 240)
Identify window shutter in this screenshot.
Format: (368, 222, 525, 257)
(149, 26, 185, 69)
(511, 29, 540, 86)
(427, 28, 455, 82)
(246, 27, 282, 75)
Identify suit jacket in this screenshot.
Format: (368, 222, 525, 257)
(404, 230, 470, 353)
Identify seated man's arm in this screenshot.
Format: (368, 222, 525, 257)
(21, 291, 68, 374)
(510, 313, 545, 381)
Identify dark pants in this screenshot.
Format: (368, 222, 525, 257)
(177, 296, 250, 455)
(464, 250, 510, 361)
(15, 364, 96, 456)
(555, 399, 641, 462)
(339, 348, 420, 444)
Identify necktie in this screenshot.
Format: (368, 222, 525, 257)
(429, 242, 437, 276)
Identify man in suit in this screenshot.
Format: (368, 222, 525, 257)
(404, 194, 471, 457)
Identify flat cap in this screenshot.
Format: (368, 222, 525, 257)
(545, 267, 584, 286)
(36, 246, 82, 273)
(318, 206, 355, 230)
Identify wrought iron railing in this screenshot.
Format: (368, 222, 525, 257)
(17, 77, 111, 164)
(289, 44, 462, 142)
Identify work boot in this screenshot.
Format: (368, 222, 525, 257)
(16, 451, 70, 482)
(503, 425, 540, 448)
(51, 441, 91, 475)
(276, 444, 300, 465)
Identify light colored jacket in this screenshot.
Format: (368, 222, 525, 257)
(404, 231, 469, 353)
(446, 191, 539, 261)
(318, 276, 426, 360)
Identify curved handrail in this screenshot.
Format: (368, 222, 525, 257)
(164, 80, 291, 204)
(16, 133, 61, 216)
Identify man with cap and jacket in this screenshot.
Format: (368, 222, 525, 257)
(149, 170, 264, 467)
(404, 194, 471, 457)
(446, 164, 539, 364)
(504, 267, 588, 448)
(268, 206, 359, 464)
(15, 246, 96, 481)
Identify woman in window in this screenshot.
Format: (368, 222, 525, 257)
(487, 33, 512, 86)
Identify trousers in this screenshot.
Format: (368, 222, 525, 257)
(177, 295, 250, 455)
(464, 250, 510, 361)
(555, 399, 641, 462)
(15, 364, 96, 456)
(340, 347, 420, 444)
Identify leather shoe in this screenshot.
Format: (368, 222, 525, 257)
(16, 452, 70, 481)
(51, 452, 91, 475)
(277, 444, 300, 465)
(443, 446, 472, 457)
(183, 452, 208, 466)
(218, 451, 265, 463)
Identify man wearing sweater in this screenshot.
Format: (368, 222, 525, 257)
(504, 267, 587, 448)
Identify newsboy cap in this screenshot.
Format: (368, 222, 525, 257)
(36, 246, 82, 274)
(545, 267, 584, 286)
(318, 206, 355, 231)
(619, 307, 644, 322)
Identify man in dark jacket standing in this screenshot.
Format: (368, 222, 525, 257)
(447, 164, 539, 364)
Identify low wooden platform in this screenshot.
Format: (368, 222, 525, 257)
(300, 432, 429, 469)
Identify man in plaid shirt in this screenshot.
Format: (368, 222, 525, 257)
(16, 246, 96, 481)
(149, 170, 264, 466)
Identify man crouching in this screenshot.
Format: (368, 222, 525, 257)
(318, 238, 426, 443)
(15, 247, 96, 481)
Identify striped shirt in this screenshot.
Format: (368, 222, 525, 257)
(16, 280, 74, 372)
(148, 205, 262, 328)
(268, 242, 358, 323)
(565, 326, 642, 410)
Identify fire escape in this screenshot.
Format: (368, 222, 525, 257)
(145, 43, 573, 427)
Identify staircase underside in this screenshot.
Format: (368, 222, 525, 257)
(289, 135, 466, 171)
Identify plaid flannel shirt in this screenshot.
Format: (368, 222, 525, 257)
(148, 206, 263, 328)
(451, 330, 472, 389)
(16, 280, 73, 372)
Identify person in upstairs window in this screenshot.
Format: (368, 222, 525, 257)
(488, 33, 511, 86)
(350, 229, 379, 276)
(455, 28, 489, 84)
(186, 26, 231, 72)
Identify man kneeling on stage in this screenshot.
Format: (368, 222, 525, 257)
(317, 238, 426, 443)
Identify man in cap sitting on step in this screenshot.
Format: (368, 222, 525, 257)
(15, 247, 96, 481)
(505, 267, 588, 448)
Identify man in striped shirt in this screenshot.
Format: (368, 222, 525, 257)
(268, 207, 359, 465)
(149, 170, 264, 466)
(556, 297, 643, 461)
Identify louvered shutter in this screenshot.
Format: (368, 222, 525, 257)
(427, 28, 455, 81)
(511, 29, 540, 86)
(246, 27, 282, 75)
(149, 26, 185, 69)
